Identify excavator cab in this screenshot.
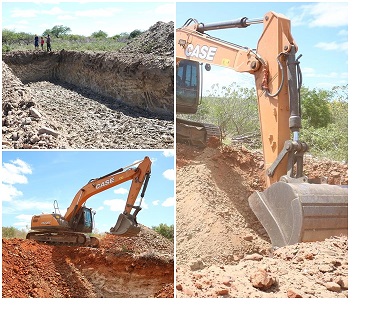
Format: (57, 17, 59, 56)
(176, 60, 221, 147)
(74, 207, 95, 233)
(176, 59, 201, 114)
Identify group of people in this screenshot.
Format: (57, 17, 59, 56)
(34, 34, 51, 51)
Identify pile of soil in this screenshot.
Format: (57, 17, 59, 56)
(2, 22, 174, 149)
(120, 21, 174, 59)
(2, 226, 174, 298)
(176, 143, 348, 298)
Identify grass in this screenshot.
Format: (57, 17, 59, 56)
(3, 38, 126, 52)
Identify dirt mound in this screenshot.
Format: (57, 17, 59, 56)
(176, 143, 348, 298)
(120, 21, 174, 58)
(2, 226, 174, 298)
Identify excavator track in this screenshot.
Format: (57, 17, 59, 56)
(26, 231, 100, 248)
(176, 118, 221, 148)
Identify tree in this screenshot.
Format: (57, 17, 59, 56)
(2, 227, 27, 239)
(129, 29, 142, 39)
(197, 82, 259, 139)
(91, 30, 108, 38)
(152, 223, 174, 241)
(112, 32, 129, 41)
(301, 87, 333, 128)
(43, 25, 71, 38)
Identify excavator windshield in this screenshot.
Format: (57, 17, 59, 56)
(176, 60, 200, 114)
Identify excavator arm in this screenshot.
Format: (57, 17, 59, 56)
(176, 12, 348, 247)
(65, 156, 152, 234)
(177, 11, 298, 184)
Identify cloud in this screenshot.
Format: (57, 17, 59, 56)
(152, 200, 160, 206)
(163, 150, 175, 157)
(307, 3, 348, 28)
(292, 3, 348, 28)
(1, 184, 23, 202)
(203, 67, 255, 95)
(315, 41, 348, 53)
(154, 3, 175, 16)
(162, 197, 174, 207)
(12, 200, 54, 212)
(10, 9, 38, 18)
(11, 6, 66, 18)
(13, 214, 33, 229)
(75, 8, 122, 18)
(163, 169, 175, 181)
(114, 187, 128, 195)
(302, 67, 346, 80)
(104, 198, 148, 212)
(2, 159, 32, 184)
(2, 159, 32, 202)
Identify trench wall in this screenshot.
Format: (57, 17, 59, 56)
(2, 51, 174, 113)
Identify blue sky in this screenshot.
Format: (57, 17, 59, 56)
(176, 1, 348, 92)
(1, 150, 175, 232)
(2, 1, 175, 37)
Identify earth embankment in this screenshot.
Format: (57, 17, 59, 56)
(2, 226, 174, 298)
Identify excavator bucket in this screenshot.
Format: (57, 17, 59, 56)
(110, 213, 141, 237)
(248, 182, 348, 248)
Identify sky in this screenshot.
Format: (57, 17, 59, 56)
(2, 1, 175, 37)
(1, 150, 175, 232)
(176, 1, 349, 92)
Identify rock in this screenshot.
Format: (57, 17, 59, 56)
(189, 260, 205, 271)
(318, 264, 334, 273)
(216, 289, 229, 296)
(29, 107, 42, 118)
(325, 281, 342, 292)
(244, 253, 263, 261)
(250, 268, 276, 290)
(287, 289, 303, 298)
(38, 126, 59, 137)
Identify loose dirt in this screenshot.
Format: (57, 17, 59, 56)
(176, 142, 348, 298)
(2, 226, 174, 298)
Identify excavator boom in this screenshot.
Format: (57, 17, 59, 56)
(176, 12, 348, 247)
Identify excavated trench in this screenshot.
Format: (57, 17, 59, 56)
(2, 49, 174, 149)
(3, 50, 173, 112)
(2, 232, 174, 298)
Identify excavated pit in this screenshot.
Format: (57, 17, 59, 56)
(3, 50, 173, 112)
(2, 227, 174, 298)
(2, 21, 174, 149)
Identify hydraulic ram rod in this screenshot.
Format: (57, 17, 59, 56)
(197, 17, 263, 33)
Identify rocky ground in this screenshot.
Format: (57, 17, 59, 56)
(2, 22, 174, 149)
(2, 226, 174, 298)
(176, 142, 348, 298)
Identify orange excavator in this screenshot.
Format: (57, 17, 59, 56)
(176, 11, 348, 247)
(26, 156, 152, 247)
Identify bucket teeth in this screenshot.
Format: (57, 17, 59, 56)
(249, 182, 348, 248)
(110, 213, 141, 237)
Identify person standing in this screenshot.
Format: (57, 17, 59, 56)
(40, 36, 45, 50)
(34, 35, 39, 50)
(46, 34, 51, 51)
